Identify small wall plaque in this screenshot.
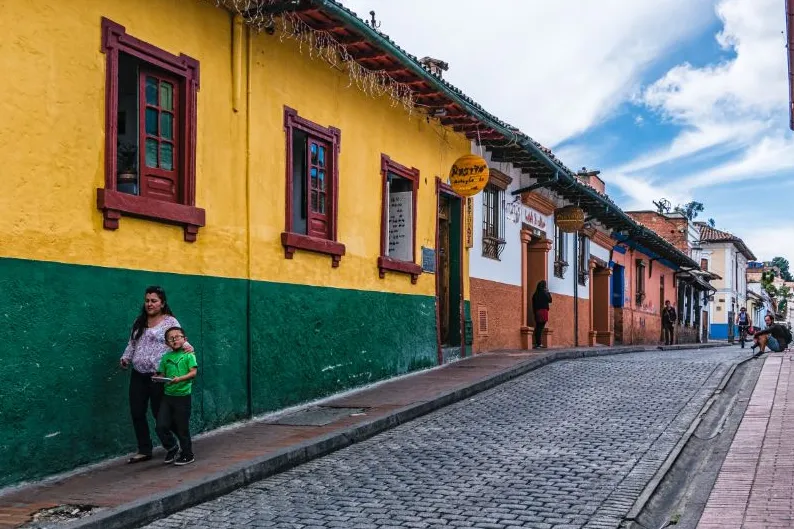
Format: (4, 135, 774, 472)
(421, 247, 436, 274)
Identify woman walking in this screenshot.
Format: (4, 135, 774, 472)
(120, 286, 190, 463)
(531, 280, 552, 349)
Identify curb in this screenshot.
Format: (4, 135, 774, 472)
(621, 350, 758, 524)
(60, 343, 729, 529)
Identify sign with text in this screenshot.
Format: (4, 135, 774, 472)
(521, 205, 547, 232)
(388, 191, 413, 261)
(449, 154, 489, 197)
(465, 197, 474, 248)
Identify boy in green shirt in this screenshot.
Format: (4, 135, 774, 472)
(155, 326, 198, 465)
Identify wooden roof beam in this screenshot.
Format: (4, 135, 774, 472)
(350, 49, 390, 61)
(440, 116, 478, 126)
(465, 130, 504, 140)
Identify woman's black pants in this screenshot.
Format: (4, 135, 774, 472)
(129, 369, 175, 455)
(533, 319, 546, 347)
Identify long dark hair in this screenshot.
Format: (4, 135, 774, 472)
(534, 280, 547, 295)
(130, 286, 173, 340)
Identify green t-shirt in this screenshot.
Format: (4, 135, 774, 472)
(157, 349, 198, 396)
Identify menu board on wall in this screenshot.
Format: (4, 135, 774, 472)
(388, 191, 413, 261)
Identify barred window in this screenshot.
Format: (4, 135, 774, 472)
(481, 183, 505, 260)
(554, 226, 567, 278)
(577, 234, 589, 286)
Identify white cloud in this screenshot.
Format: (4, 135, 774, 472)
(339, 0, 794, 265)
(739, 225, 794, 265)
(341, 0, 715, 146)
(610, 0, 791, 186)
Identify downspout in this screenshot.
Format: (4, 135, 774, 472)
(573, 232, 579, 347)
(238, 17, 254, 418)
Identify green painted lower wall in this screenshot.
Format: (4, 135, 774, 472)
(0, 257, 438, 488)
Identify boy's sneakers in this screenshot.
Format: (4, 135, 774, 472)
(164, 445, 180, 464)
(174, 454, 195, 466)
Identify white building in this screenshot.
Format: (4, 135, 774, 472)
(697, 224, 756, 340)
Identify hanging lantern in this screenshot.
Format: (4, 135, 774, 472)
(555, 206, 585, 232)
(449, 154, 489, 197)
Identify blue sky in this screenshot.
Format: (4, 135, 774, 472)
(342, 0, 794, 264)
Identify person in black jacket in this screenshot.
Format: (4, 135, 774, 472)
(532, 280, 552, 349)
(661, 300, 677, 345)
(753, 314, 791, 354)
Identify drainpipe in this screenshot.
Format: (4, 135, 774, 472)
(243, 21, 254, 418)
(573, 232, 579, 347)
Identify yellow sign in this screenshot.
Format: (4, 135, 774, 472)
(555, 206, 585, 233)
(449, 154, 489, 197)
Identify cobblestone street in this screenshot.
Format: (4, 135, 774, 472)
(144, 348, 747, 529)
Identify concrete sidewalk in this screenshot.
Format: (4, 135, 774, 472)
(698, 348, 794, 529)
(0, 342, 727, 529)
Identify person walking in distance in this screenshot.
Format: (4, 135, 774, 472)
(736, 307, 750, 348)
(662, 300, 677, 346)
(532, 280, 552, 349)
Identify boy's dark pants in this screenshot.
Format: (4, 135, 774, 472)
(130, 369, 175, 456)
(156, 395, 193, 457)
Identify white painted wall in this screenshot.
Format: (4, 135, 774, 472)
(706, 241, 750, 325)
(469, 144, 611, 302)
(469, 149, 528, 287)
(591, 241, 610, 263)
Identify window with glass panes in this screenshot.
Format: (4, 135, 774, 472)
(282, 107, 344, 266)
(140, 71, 179, 202)
(98, 17, 204, 241)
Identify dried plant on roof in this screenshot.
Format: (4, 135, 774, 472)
(208, 0, 415, 112)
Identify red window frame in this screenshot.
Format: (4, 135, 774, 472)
(97, 18, 205, 242)
(378, 154, 421, 284)
(282, 106, 345, 267)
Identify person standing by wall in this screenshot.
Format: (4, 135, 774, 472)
(120, 286, 192, 464)
(532, 280, 552, 349)
(662, 300, 677, 345)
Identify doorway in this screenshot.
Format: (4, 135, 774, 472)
(436, 186, 463, 362)
(525, 235, 547, 328)
(591, 266, 611, 344)
(612, 264, 625, 344)
(659, 275, 665, 342)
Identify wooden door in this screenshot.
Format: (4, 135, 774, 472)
(438, 196, 451, 345)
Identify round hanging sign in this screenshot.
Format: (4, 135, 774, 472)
(449, 154, 489, 197)
(555, 206, 585, 232)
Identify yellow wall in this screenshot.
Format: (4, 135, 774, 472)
(708, 248, 726, 290)
(0, 0, 471, 298)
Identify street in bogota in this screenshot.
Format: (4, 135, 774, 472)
(2, 0, 794, 529)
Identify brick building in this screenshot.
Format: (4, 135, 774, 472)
(625, 211, 717, 343)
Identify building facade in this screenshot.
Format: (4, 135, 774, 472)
(469, 166, 614, 351)
(0, 0, 483, 487)
(625, 211, 716, 343)
(469, 161, 700, 350)
(698, 226, 756, 340)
